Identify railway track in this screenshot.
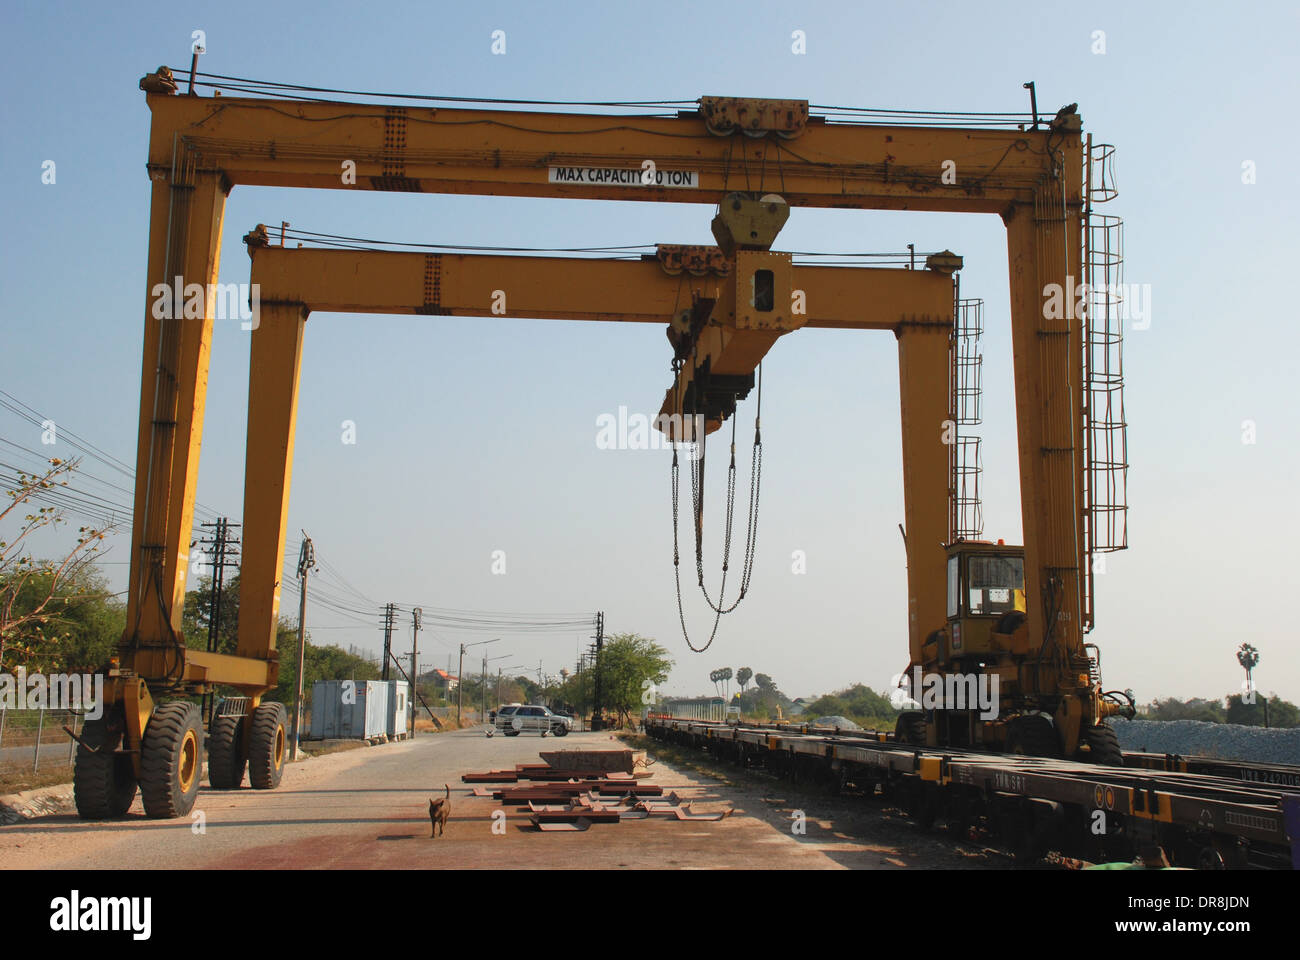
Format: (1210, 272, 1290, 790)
(644, 716, 1300, 869)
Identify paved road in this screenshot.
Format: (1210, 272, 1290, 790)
(0, 723, 998, 868)
(1, 729, 899, 869)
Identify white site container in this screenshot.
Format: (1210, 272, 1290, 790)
(388, 680, 411, 740)
(309, 679, 391, 742)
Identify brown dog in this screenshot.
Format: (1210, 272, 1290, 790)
(429, 784, 451, 838)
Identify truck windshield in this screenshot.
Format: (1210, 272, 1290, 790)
(967, 555, 1026, 616)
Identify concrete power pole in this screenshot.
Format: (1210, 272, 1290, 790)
(457, 643, 465, 727)
(290, 533, 315, 761)
(196, 517, 240, 725)
(409, 607, 421, 739)
(592, 611, 605, 730)
(381, 603, 395, 681)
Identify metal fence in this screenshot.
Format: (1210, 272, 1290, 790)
(659, 699, 727, 723)
(0, 707, 82, 774)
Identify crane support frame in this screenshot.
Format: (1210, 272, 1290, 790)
(114, 79, 1098, 786)
(233, 245, 957, 667)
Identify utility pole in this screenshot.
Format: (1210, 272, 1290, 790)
(591, 610, 605, 730)
(409, 607, 421, 740)
(457, 643, 465, 727)
(458, 638, 499, 726)
(290, 533, 315, 761)
(195, 517, 240, 725)
(381, 602, 396, 681)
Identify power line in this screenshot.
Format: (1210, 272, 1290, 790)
(168, 68, 1036, 129)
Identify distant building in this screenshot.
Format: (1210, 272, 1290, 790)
(428, 668, 458, 692)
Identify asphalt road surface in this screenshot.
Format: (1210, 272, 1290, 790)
(0, 728, 992, 869)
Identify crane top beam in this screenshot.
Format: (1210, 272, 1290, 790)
(245, 244, 956, 331)
(142, 84, 1081, 213)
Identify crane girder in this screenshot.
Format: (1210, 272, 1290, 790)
(140, 86, 1069, 213)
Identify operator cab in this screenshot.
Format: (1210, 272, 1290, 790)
(944, 540, 1026, 657)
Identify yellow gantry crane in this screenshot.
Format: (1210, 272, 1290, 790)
(73, 66, 1127, 820)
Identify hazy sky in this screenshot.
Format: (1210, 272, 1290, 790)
(2, 1, 1296, 704)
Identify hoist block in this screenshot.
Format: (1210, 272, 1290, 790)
(701, 97, 809, 138)
(711, 193, 790, 257)
(656, 250, 802, 437)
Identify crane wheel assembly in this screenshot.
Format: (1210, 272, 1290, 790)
(1005, 714, 1061, 759)
(248, 702, 288, 790)
(1082, 722, 1123, 766)
(894, 712, 926, 746)
(139, 701, 204, 819)
(207, 705, 249, 789)
(73, 715, 139, 820)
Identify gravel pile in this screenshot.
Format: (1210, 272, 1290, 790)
(1111, 718, 1300, 764)
(813, 715, 862, 731)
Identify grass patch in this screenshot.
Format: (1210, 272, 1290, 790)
(0, 763, 76, 797)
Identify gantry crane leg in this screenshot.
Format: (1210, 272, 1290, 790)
(897, 320, 955, 729)
(1005, 176, 1090, 752)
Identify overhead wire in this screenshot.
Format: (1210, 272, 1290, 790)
(170, 67, 1037, 129)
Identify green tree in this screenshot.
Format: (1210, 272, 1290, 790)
(1146, 697, 1226, 723)
(1, 458, 113, 670)
(1225, 693, 1300, 728)
(802, 683, 901, 728)
(0, 565, 123, 673)
(181, 574, 240, 654)
(594, 632, 673, 726)
(272, 629, 380, 707)
(736, 666, 753, 692)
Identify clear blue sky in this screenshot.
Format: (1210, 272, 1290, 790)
(1, 1, 1296, 703)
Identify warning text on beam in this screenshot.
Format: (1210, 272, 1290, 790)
(548, 166, 700, 188)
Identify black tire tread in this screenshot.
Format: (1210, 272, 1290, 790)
(208, 711, 247, 788)
(139, 701, 203, 819)
(1084, 722, 1124, 766)
(248, 701, 287, 790)
(895, 711, 926, 746)
(1006, 714, 1060, 758)
(73, 717, 137, 820)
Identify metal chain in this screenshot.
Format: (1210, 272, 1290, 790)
(672, 443, 724, 653)
(697, 364, 762, 613)
(670, 361, 764, 652)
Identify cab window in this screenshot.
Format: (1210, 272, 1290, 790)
(946, 555, 960, 618)
(967, 555, 1025, 616)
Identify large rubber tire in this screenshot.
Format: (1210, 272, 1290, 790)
(1083, 722, 1124, 766)
(553, 723, 569, 737)
(248, 701, 287, 790)
(73, 714, 138, 820)
(895, 711, 926, 746)
(140, 701, 204, 819)
(1005, 715, 1061, 758)
(207, 710, 247, 788)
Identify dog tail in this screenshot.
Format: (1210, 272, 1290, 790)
(444, 783, 450, 800)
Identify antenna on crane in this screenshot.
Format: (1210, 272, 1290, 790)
(1023, 81, 1040, 130)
